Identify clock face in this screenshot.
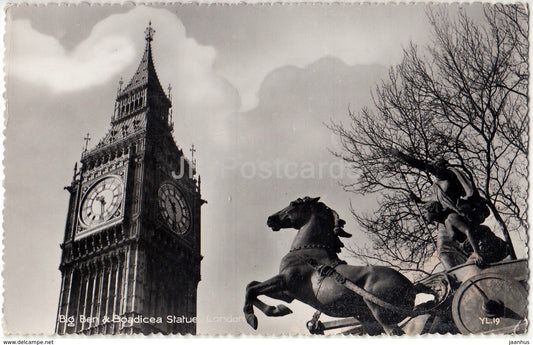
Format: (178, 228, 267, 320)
(80, 176, 124, 228)
(158, 183, 191, 235)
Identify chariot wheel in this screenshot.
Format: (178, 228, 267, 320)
(452, 272, 527, 334)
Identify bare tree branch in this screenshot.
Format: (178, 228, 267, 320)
(331, 4, 528, 273)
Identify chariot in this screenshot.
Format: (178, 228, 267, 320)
(306, 259, 528, 335)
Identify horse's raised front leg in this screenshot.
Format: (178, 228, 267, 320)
(244, 275, 293, 329)
(253, 299, 293, 317)
(248, 280, 295, 316)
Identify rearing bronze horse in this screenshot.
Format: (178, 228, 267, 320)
(243, 197, 417, 335)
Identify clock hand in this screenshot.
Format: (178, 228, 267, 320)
(96, 195, 106, 219)
(170, 200, 178, 226)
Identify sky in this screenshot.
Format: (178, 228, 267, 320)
(4, 2, 520, 336)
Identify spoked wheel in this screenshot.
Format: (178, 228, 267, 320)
(452, 272, 527, 334)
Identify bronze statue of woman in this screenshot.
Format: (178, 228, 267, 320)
(391, 149, 508, 269)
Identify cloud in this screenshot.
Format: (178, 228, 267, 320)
(8, 19, 135, 93)
(207, 4, 432, 111)
(7, 6, 240, 147)
(7, 4, 432, 128)
(238, 57, 388, 161)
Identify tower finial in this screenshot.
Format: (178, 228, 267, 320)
(83, 133, 91, 153)
(190, 144, 197, 172)
(190, 144, 196, 160)
(145, 21, 155, 42)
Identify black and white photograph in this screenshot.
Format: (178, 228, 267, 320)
(1, 1, 529, 339)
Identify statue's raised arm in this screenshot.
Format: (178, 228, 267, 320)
(389, 148, 440, 175)
(390, 148, 509, 270)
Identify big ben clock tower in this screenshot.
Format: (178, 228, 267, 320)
(55, 23, 204, 335)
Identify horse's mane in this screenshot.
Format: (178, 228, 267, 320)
(297, 197, 351, 254)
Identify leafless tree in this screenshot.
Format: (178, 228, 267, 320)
(330, 4, 528, 276)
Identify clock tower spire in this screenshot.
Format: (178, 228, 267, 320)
(56, 23, 203, 335)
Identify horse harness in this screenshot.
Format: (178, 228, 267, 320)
(293, 251, 412, 318)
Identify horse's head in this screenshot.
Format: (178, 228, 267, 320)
(267, 197, 320, 231)
(267, 197, 352, 253)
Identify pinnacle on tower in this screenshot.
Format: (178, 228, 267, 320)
(145, 21, 155, 42)
(120, 21, 170, 102)
(113, 22, 171, 123)
(119, 22, 165, 96)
